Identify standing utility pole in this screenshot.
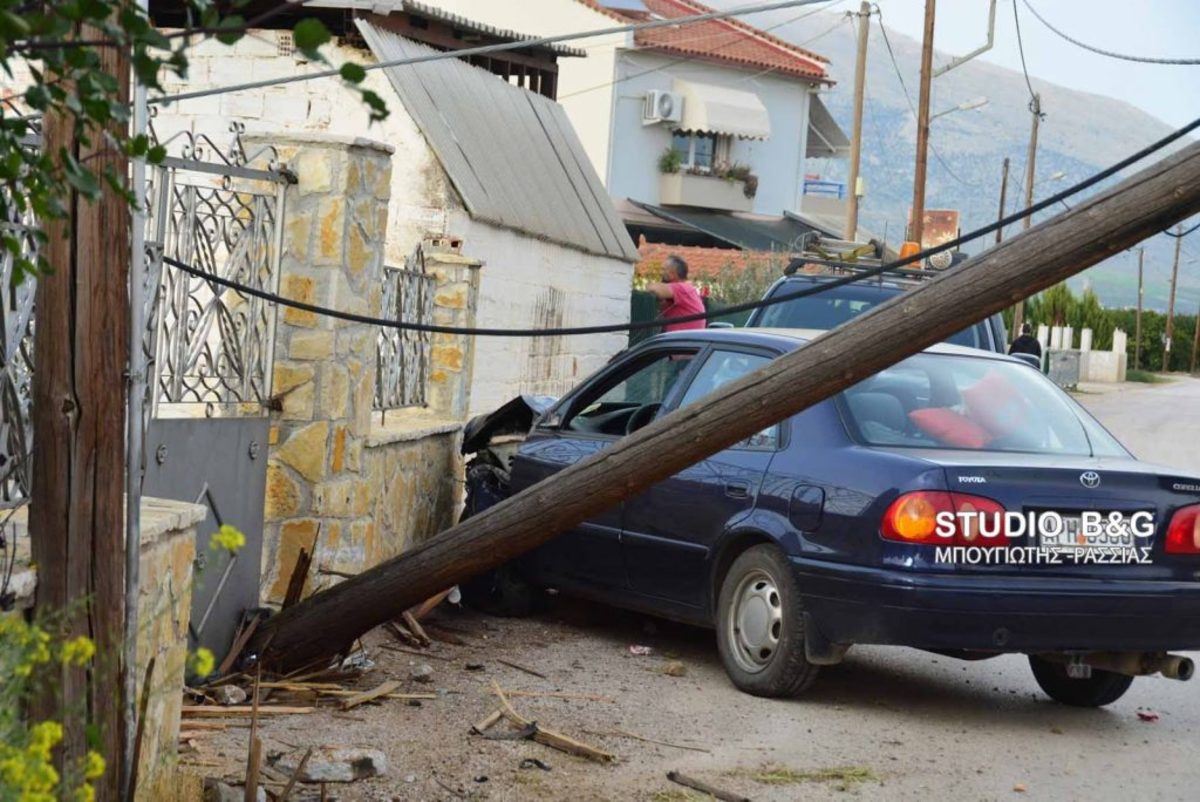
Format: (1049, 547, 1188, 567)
(29, 8, 131, 799)
(908, 0, 936, 245)
(995, 157, 1010, 245)
(844, 1, 871, 241)
(1164, 225, 1183, 371)
(1011, 93, 1042, 336)
(1135, 248, 1144, 370)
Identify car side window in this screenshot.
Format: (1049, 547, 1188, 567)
(677, 349, 779, 449)
(562, 349, 697, 436)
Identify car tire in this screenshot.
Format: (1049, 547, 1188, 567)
(1028, 655, 1134, 707)
(715, 544, 819, 698)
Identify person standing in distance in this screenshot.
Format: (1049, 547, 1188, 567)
(646, 254, 706, 332)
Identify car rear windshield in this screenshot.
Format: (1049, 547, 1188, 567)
(839, 353, 1128, 457)
(754, 283, 988, 349)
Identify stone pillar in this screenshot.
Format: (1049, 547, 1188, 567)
(423, 240, 482, 421)
(1113, 328, 1127, 354)
(254, 133, 394, 603)
(1050, 326, 1063, 350)
(1063, 326, 1074, 350)
(1080, 328, 1093, 352)
(1037, 324, 1049, 351)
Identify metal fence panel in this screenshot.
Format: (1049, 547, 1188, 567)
(376, 260, 435, 410)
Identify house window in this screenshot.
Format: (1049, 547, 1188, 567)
(671, 132, 732, 172)
(376, 260, 437, 410)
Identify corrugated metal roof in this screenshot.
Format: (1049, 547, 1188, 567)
(358, 20, 639, 262)
(308, 1, 586, 56)
(632, 201, 833, 249)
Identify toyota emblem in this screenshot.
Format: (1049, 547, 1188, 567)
(1080, 471, 1101, 489)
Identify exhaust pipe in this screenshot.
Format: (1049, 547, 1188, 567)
(1041, 651, 1195, 680)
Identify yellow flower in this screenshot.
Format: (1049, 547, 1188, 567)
(74, 785, 96, 802)
(190, 647, 215, 677)
(209, 525, 246, 554)
(61, 636, 96, 667)
(83, 751, 105, 782)
(26, 722, 63, 761)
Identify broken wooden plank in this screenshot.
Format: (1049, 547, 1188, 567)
(595, 728, 711, 753)
(401, 611, 431, 647)
(411, 588, 454, 620)
(490, 682, 614, 763)
(278, 747, 313, 802)
(378, 643, 455, 662)
(495, 659, 547, 679)
(283, 546, 315, 610)
(244, 736, 263, 802)
(499, 689, 615, 703)
(253, 137, 1200, 672)
(340, 680, 403, 711)
(182, 706, 315, 717)
(667, 771, 750, 802)
(217, 616, 261, 677)
(472, 709, 503, 734)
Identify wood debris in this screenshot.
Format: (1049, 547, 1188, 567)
(667, 771, 751, 802)
(480, 680, 615, 763)
(339, 680, 403, 711)
(495, 658, 547, 679)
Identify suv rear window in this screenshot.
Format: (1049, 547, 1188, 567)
(839, 353, 1127, 457)
(753, 283, 988, 349)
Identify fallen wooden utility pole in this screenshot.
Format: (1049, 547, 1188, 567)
(254, 140, 1200, 672)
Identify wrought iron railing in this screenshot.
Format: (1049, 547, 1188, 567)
(375, 258, 435, 411)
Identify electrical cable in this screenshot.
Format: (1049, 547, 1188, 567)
(1022, 0, 1200, 66)
(162, 113, 1200, 338)
(1163, 220, 1200, 238)
(148, 0, 834, 106)
(1012, 0, 1040, 105)
(873, 5, 979, 189)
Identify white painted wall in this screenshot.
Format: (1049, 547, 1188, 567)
(609, 50, 814, 214)
(416, 0, 630, 186)
(155, 31, 632, 418)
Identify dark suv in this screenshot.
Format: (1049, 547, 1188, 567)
(746, 274, 1008, 353)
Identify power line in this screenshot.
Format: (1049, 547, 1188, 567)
(872, 5, 980, 189)
(1163, 219, 1200, 238)
(163, 112, 1200, 337)
(1011, 0, 1039, 105)
(1022, 0, 1200, 66)
(149, 0, 833, 106)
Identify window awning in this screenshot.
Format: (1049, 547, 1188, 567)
(672, 79, 771, 140)
(807, 94, 850, 158)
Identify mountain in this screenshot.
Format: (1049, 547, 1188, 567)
(709, 3, 1198, 312)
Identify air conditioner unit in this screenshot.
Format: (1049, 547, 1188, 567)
(642, 90, 683, 125)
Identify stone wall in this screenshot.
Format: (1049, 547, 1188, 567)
(256, 134, 469, 604)
(7, 498, 205, 799)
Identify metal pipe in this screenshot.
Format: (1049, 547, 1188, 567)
(1042, 651, 1195, 680)
(122, 1, 150, 795)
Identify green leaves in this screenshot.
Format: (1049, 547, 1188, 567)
(339, 62, 366, 85)
(292, 18, 331, 59)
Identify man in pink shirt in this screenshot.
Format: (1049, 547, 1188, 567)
(646, 254, 706, 332)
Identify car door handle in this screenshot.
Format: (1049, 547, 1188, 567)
(724, 481, 752, 499)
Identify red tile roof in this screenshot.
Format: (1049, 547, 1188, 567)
(635, 238, 830, 284)
(578, 0, 830, 82)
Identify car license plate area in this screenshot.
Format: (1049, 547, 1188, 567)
(1038, 512, 1136, 550)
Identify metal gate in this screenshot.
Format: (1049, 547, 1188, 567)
(0, 119, 291, 659)
(140, 122, 292, 660)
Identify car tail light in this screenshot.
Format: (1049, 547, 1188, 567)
(882, 491, 1007, 547)
(1165, 505, 1200, 554)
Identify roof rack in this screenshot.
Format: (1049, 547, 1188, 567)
(781, 233, 962, 286)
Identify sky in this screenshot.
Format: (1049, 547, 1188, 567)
(866, 0, 1199, 128)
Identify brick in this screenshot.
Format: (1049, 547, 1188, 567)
(294, 149, 334, 196)
(346, 222, 371, 280)
(219, 93, 264, 119)
(318, 363, 350, 419)
(273, 362, 314, 395)
(317, 197, 345, 264)
(285, 212, 313, 264)
(280, 380, 315, 421)
(274, 420, 329, 482)
(330, 426, 348, 473)
(268, 519, 320, 602)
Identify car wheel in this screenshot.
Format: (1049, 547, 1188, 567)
(715, 544, 818, 698)
(1028, 655, 1134, 707)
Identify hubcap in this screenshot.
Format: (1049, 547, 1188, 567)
(727, 568, 783, 673)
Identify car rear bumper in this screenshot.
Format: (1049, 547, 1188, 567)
(791, 558, 1200, 652)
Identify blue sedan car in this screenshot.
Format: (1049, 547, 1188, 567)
(461, 329, 1200, 706)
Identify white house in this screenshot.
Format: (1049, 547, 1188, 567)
(419, 0, 850, 244)
(149, 1, 639, 416)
